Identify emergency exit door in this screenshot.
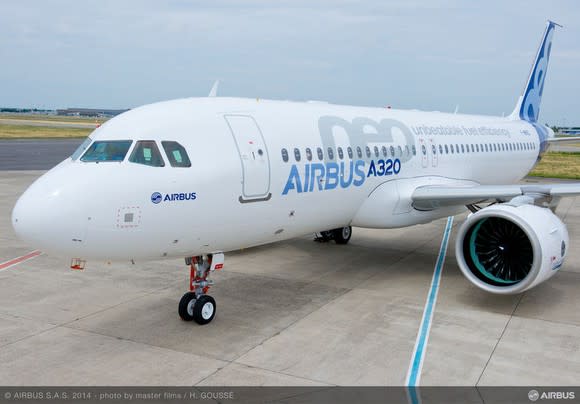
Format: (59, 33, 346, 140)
(224, 115, 271, 202)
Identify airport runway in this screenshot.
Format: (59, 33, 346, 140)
(0, 118, 96, 129)
(0, 139, 82, 170)
(1, 171, 579, 387)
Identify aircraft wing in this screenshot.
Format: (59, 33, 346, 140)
(548, 136, 580, 144)
(412, 183, 580, 210)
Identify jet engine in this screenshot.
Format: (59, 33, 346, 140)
(455, 203, 568, 294)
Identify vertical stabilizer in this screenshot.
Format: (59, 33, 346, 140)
(510, 21, 561, 122)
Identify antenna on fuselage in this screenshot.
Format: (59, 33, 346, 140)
(208, 80, 220, 97)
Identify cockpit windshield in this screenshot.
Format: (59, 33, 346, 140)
(71, 137, 93, 161)
(80, 140, 133, 162)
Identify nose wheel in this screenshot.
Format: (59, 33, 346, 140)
(315, 226, 352, 244)
(178, 254, 223, 325)
(178, 293, 216, 325)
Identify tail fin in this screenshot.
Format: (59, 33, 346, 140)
(510, 20, 561, 122)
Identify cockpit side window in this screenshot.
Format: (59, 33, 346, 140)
(81, 140, 132, 162)
(129, 141, 165, 167)
(161, 141, 191, 168)
(71, 136, 93, 160)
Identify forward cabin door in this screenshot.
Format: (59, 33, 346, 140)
(429, 138, 438, 167)
(224, 115, 272, 202)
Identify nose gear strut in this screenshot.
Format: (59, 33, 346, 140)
(178, 253, 223, 325)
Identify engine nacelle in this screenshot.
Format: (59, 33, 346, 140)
(455, 203, 569, 294)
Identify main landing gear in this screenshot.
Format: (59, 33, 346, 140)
(315, 226, 352, 245)
(178, 253, 224, 325)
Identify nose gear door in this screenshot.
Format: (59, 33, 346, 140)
(224, 115, 272, 202)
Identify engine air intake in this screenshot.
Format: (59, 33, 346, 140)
(463, 217, 533, 286)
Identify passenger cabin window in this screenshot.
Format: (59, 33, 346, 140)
(294, 148, 301, 162)
(382, 146, 387, 157)
(338, 147, 344, 160)
(412, 145, 416, 155)
(162, 141, 191, 167)
(374, 146, 379, 158)
(365, 146, 371, 158)
(317, 147, 324, 160)
(390, 146, 395, 157)
(129, 141, 165, 167)
(327, 147, 334, 160)
(347, 147, 353, 159)
(306, 148, 313, 161)
(81, 140, 132, 162)
(281, 148, 289, 162)
(356, 146, 363, 158)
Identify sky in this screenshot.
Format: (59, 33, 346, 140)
(1, 0, 579, 125)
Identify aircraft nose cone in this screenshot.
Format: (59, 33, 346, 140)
(12, 166, 88, 255)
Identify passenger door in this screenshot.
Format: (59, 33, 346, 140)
(429, 138, 438, 167)
(224, 115, 271, 202)
(418, 137, 428, 168)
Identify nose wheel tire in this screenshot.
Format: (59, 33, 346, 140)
(178, 292, 197, 321)
(178, 292, 216, 325)
(333, 226, 352, 244)
(192, 295, 216, 325)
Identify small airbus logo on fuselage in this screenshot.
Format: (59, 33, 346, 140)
(151, 192, 162, 204)
(151, 192, 197, 204)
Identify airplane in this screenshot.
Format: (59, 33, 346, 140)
(11, 21, 580, 325)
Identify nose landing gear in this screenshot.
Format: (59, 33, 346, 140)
(314, 226, 352, 244)
(178, 253, 223, 325)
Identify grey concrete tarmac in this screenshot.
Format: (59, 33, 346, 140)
(1, 171, 579, 386)
(0, 139, 82, 170)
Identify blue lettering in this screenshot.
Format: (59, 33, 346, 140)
(282, 165, 303, 195)
(325, 162, 339, 190)
(367, 160, 377, 177)
(377, 159, 385, 176)
(339, 161, 353, 188)
(353, 160, 365, 186)
(310, 163, 325, 192)
(393, 158, 401, 174)
(159, 192, 197, 202)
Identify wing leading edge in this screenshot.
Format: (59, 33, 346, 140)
(412, 183, 580, 211)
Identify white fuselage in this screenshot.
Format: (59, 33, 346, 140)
(12, 97, 546, 261)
